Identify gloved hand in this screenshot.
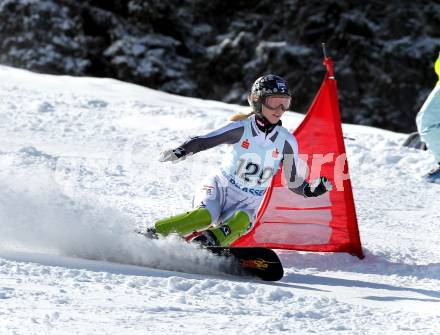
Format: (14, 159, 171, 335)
(158, 147, 187, 162)
(304, 176, 333, 197)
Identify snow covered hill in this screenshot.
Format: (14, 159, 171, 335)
(0, 65, 439, 334)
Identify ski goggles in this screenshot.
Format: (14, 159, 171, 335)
(263, 96, 292, 110)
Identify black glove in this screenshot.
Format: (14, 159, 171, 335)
(303, 177, 333, 197)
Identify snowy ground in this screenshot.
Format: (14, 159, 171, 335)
(0, 65, 439, 334)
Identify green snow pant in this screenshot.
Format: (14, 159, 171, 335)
(154, 208, 250, 246)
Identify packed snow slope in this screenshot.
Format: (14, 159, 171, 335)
(0, 65, 439, 334)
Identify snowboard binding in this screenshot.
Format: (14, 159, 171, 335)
(191, 230, 220, 247)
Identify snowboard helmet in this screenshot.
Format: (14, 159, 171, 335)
(248, 74, 292, 116)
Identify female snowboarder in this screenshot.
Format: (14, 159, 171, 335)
(149, 74, 332, 247)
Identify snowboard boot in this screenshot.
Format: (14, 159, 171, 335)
(154, 208, 212, 237)
(205, 210, 250, 247)
(425, 163, 440, 183)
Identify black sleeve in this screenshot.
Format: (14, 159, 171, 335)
(282, 139, 329, 198)
(178, 121, 244, 156)
(282, 139, 308, 196)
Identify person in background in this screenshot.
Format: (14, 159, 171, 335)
(416, 52, 440, 183)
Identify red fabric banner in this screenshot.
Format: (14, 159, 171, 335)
(232, 58, 364, 258)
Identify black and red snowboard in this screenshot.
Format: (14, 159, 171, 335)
(206, 246, 284, 281)
(138, 229, 284, 281)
